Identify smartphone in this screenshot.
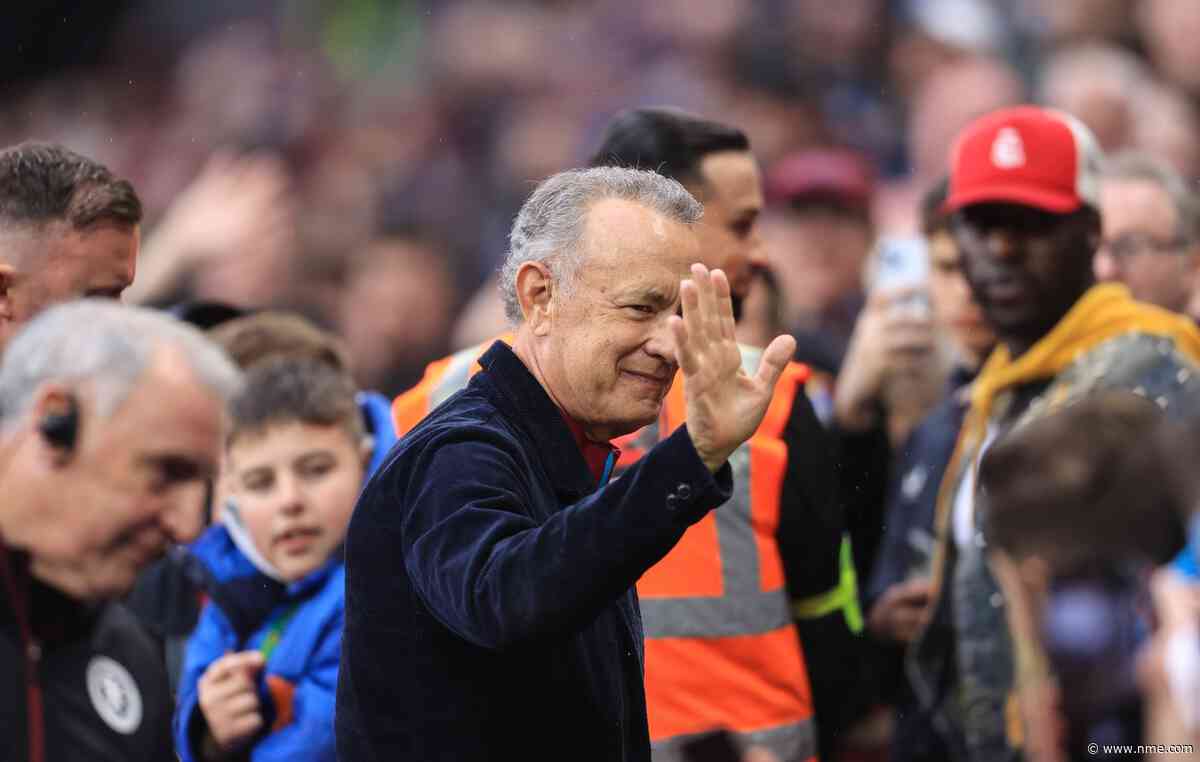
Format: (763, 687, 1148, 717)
(871, 235, 931, 319)
(679, 729, 742, 762)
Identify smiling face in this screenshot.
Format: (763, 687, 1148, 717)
(953, 202, 1098, 352)
(691, 151, 766, 305)
(529, 198, 698, 441)
(228, 421, 367, 583)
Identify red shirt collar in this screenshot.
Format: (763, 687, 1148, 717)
(557, 410, 617, 484)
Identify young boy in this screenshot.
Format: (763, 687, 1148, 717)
(174, 357, 372, 762)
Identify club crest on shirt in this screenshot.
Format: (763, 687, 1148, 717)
(86, 655, 143, 735)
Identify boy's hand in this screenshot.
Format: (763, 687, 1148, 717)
(198, 651, 267, 755)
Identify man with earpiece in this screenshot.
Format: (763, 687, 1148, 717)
(0, 301, 242, 762)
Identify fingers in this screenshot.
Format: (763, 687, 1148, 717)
(895, 577, 934, 604)
(223, 711, 264, 746)
(754, 333, 797, 390)
(712, 269, 736, 342)
(679, 275, 703, 366)
(692, 263, 719, 343)
(866, 285, 918, 313)
(201, 651, 265, 690)
(671, 308, 698, 377)
(892, 608, 925, 642)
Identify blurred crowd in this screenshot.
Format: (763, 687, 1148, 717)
(7, 1, 1200, 761)
(4, 0, 1199, 397)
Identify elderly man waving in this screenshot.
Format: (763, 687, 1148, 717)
(336, 167, 796, 761)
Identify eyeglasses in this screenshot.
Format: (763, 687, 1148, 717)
(1097, 231, 1189, 260)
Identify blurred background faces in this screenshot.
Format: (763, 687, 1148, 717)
(9, 0, 1200, 398)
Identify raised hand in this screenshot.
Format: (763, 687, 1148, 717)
(670, 264, 797, 472)
(834, 285, 935, 432)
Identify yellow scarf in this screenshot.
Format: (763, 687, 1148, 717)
(932, 283, 1200, 582)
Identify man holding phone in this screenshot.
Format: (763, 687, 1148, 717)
(864, 177, 996, 762)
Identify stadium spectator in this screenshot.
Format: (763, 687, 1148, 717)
(0, 300, 239, 761)
(910, 105, 1200, 762)
(0, 143, 141, 351)
(1096, 152, 1200, 317)
(175, 358, 369, 762)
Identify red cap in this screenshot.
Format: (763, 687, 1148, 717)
(945, 105, 1102, 214)
(766, 148, 875, 212)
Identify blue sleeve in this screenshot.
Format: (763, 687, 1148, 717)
(358, 390, 398, 479)
(252, 611, 343, 762)
(1172, 546, 1200, 580)
(395, 424, 731, 650)
(174, 601, 237, 762)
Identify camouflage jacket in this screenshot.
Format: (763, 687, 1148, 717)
(908, 331, 1200, 762)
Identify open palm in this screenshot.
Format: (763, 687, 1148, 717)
(670, 264, 796, 472)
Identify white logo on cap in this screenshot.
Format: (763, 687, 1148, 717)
(86, 656, 143, 735)
(991, 127, 1026, 169)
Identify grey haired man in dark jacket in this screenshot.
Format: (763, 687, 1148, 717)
(336, 166, 797, 762)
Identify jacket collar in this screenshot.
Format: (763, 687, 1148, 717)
(476, 340, 600, 499)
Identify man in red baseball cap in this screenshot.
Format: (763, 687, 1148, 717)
(908, 105, 1200, 762)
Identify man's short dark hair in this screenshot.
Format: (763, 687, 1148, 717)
(0, 142, 142, 230)
(227, 357, 363, 447)
(587, 107, 750, 190)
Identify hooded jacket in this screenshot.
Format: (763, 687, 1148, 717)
(173, 524, 343, 762)
(910, 285, 1200, 761)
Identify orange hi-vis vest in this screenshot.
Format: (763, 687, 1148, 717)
(393, 337, 818, 762)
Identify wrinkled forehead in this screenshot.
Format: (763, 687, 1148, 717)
(581, 199, 698, 279)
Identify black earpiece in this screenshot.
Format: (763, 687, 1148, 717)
(39, 396, 79, 452)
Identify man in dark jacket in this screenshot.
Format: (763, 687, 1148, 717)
(0, 301, 241, 762)
(336, 166, 797, 761)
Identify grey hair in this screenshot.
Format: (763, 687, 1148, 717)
(499, 166, 703, 324)
(0, 300, 243, 425)
(1101, 151, 1200, 245)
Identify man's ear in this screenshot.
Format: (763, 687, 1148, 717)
(515, 261, 555, 336)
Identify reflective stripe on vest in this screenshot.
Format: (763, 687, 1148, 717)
(639, 346, 817, 760)
(650, 720, 818, 762)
